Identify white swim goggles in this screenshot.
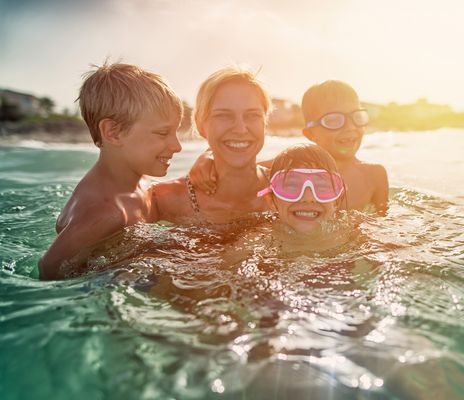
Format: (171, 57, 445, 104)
(306, 109, 369, 130)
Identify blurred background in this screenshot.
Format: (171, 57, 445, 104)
(1, 0, 464, 136)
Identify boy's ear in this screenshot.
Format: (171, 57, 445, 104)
(302, 127, 315, 142)
(99, 119, 123, 146)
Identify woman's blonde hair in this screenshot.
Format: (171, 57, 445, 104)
(193, 66, 272, 135)
(78, 62, 183, 147)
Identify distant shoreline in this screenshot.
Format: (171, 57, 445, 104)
(1, 119, 462, 146)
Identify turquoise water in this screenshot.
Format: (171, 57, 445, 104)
(1, 131, 464, 399)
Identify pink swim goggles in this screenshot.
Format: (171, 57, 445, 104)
(257, 168, 345, 203)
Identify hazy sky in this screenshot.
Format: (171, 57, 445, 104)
(1, 0, 463, 111)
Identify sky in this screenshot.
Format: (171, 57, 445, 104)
(1, 0, 463, 112)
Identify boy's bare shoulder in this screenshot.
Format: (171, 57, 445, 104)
(358, 161, 388, 181)
(41, 192, 127, 280)
(57, 191, 125, 234)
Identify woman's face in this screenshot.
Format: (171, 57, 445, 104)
(201, 81, 266, 169)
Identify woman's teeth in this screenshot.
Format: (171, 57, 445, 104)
(224, 141, 251, 149)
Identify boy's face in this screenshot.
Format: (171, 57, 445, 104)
(271, 187, 336, 235)
(201, 81, 266, 169)
(304, 94, 364, 161)
(120, 110, 182, 177)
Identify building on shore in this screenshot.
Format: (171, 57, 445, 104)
(268, 98, 304, 133)
(0, 89, 42, 120)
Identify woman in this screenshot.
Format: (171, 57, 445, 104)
(152, 67, 272, 224)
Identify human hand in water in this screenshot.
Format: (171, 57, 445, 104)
(188, 148, 217, 195)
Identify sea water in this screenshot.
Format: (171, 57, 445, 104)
(0, 130, 463, 399)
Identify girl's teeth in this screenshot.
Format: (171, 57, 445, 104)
(294, 210, 319, 218)
(225, 141, 250, 148)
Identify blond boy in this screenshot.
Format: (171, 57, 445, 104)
(301, 81, 388, 214)
(39, 63, 183, 280)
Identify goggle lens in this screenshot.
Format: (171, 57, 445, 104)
(313, 109, 370, 130)
(261, 169, 344, 203)
(351, 109, 369, 126)
(320, 113, 345, 129)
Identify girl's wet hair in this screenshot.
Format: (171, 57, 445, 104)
(270, 143, 347, 208)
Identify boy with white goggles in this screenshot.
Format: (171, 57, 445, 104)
(301, 81, 388, 214)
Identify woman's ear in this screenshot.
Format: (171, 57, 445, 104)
(99, 119, 123, 146)
(197, 126, 207, 140)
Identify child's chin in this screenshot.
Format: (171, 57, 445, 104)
(291, 222, 322, 235)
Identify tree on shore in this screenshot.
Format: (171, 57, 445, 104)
(39, 96, 55, 116)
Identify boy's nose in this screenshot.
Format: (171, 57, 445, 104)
(344, 116, 357, 130)
(169, 133, 182, 153)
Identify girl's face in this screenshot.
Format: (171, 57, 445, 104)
(270, 170, 338, 234)
(201, 81, 266, 169)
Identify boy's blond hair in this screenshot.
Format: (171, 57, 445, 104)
(193, 66, 272, 135)
(301, 80, 359, 124)
(78, 62, 183, 147)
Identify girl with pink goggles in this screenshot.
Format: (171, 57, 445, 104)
(257, 168, 345, 203)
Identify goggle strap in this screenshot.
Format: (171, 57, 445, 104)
(306, 121, 316, 128)
(257, 187, 272, 197)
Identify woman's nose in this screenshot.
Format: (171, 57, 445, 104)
(233, 115, 248, 133)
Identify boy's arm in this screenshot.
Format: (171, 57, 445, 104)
(39, 206, 125, 280)
(371, 164, 389, 216)
(257, 158, 273, 168)
(188, 151, 275, 194)
(188, 148, 217, 194)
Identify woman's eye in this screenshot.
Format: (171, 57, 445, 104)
(153, 130, 169, 136)
(212, 113, 233, 121)
(245, 112, 263, 121)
